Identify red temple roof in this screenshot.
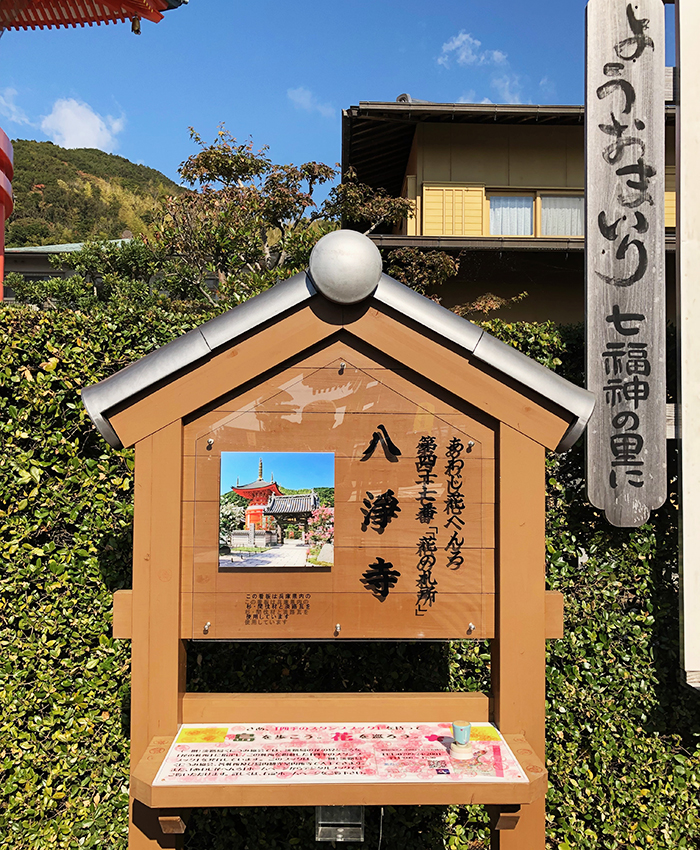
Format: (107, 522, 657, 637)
(0, 0, 180, 31)
(230, 459, 283, 504)
(231, 478, 283, 503)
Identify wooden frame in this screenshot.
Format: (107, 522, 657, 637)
(110, 299, 575, 849)
(132, 731, 547, 809)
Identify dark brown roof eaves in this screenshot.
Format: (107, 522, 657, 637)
(369, 234, 678, 253)
(351, 102, 586, 125)
(349, 101, 676, 124)
(236, 480, 277, 491)
(343, 101, 676, 196)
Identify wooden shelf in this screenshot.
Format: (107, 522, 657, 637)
(131, 693, 547, 809)
(132, 732, 546, 808)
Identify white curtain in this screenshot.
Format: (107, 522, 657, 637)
(541, 195, 584, 236)
(489, 196, 533, 236)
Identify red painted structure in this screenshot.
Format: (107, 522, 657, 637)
(0, 1, 174, 30)
(0, 129, 14, 288)
(231, 460, 283, 530)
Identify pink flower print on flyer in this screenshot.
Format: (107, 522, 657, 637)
(153, 722, 528, 786)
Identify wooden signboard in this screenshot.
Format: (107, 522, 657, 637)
(585, 0, 667, 527)
(83, 230, 594, 849)
(185, 341, 495, 641)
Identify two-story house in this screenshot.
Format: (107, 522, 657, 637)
(342, 98, 676, 323)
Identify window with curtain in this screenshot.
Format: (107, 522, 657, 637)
(541, 195, 584, 236)
(489, 195, 533, 236)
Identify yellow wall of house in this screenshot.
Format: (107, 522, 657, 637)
(406, 122, 677, 235)
(665, 126, 676, 229)
(423, 185, 484, 236)
(666, 171, 677, 229)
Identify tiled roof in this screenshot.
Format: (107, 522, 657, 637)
(264, 493, 319, 517)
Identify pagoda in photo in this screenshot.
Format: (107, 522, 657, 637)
(231, 459, 283, 530)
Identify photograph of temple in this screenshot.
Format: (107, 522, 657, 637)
(219, 453, 334, 570)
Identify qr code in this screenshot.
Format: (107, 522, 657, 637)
(428, 760, 443, 768)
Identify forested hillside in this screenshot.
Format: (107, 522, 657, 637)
(6, 140, 183, 247)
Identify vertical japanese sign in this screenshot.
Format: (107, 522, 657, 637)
(357, 425, 473, 617)
(586, 0, 666, 526)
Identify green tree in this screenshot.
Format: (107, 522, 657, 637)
(326, 169, 460, 301)
(385, 245, 461, 298)
(149, 128, 337, 305)
(324, 166, 414, 236)
(6, 240, 162, 311)
(219, 501, 246, 544)
(149, 128, 455, 307)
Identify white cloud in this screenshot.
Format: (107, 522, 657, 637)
(539, 75, 557, 100)
(458, 90, 494, 105)
(0, 88, 31, 125)
(287, 86, 334, 120)
(40, 98, 125, 151)
(438, 31, 508, 68)
(491, 74, 525, 104)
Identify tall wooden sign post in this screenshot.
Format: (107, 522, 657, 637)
(585, 0, 667, 527)
(673, 0, 700, 689)
(83, 231, 594, 849)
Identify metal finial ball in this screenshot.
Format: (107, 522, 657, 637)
(308, 230, 383, 305)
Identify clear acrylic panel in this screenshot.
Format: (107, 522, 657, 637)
(188, 345, 496, 642)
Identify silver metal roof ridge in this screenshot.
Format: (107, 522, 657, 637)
(81, 231, 594, 453)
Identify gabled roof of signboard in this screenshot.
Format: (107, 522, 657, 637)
(81, 230, 595, 454)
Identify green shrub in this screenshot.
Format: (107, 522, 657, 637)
(0, 306, 697, 849)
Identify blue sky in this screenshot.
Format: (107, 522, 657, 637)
(0, 1, 676, 185)
(221, 452, 334, 494)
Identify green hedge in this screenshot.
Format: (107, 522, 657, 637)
(0, 306, 697, 849)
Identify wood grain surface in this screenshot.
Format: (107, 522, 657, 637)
(585, 0, 667, 526)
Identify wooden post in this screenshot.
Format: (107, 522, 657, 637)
(490, 425, 546, 849)
(675, 0, 700, 689)
(585, 0, 667, 527)
(129, 421, 187, 849)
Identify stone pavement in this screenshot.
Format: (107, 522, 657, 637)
(219, 539, 309, 569)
